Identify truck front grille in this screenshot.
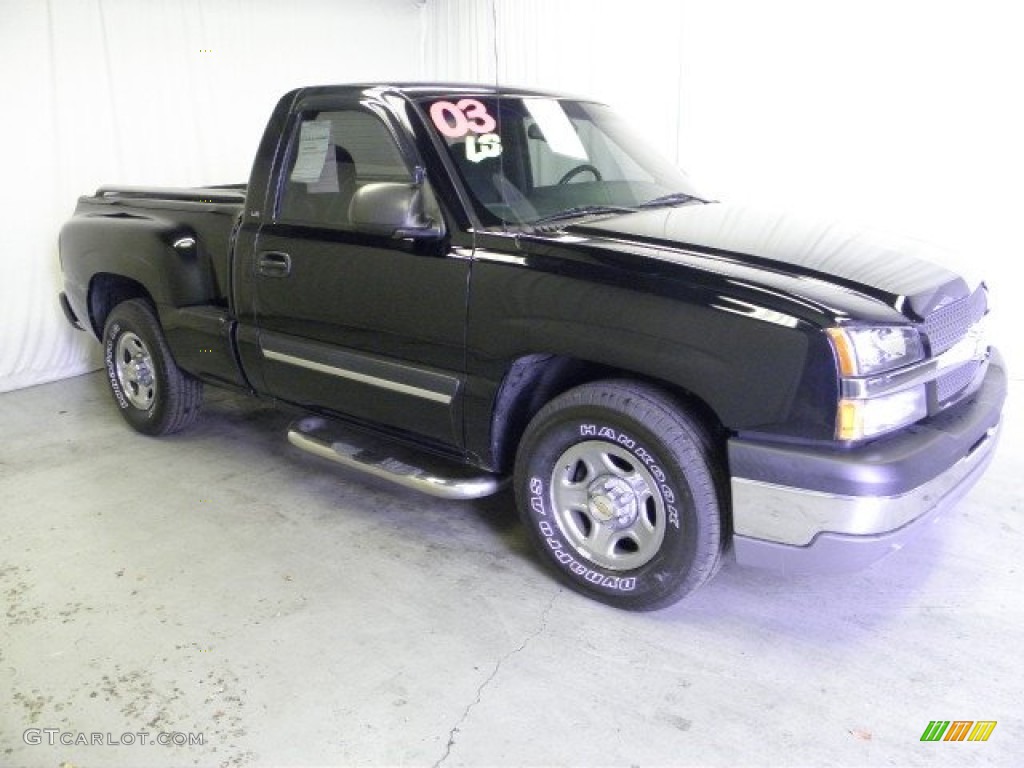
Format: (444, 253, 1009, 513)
(922, 285, 989, 408)
(922, 285, 987, 355)
(936, 360, 982, 404)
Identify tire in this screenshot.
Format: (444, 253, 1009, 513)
(102, 299, 203, 435)
(514, 380, 724, 610)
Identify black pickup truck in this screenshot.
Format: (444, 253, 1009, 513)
(58, 83, 1006, 609)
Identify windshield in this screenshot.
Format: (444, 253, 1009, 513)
(417, 95, 703, 228)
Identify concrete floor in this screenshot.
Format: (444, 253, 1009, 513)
(1, 371, 1021, 768)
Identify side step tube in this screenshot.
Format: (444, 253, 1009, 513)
(287, 416, 507, 500)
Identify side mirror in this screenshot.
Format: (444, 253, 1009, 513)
(349, 181, 444, 240)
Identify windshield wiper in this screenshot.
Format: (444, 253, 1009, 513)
(529, 204, 637, 228)
(638, 192, 708, 209)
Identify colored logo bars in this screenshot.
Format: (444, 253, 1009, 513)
(920, 721, 997, 742)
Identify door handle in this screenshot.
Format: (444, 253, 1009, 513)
(257, 251, 292, 277)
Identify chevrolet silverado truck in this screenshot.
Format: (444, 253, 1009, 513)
(58, 83, 1006, 609)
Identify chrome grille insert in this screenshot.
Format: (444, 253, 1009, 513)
(936, 361, 982, 403)
(922, 286, 986, 355)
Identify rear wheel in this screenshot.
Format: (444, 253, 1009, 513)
(102, 299, 202, 435)
(514, 380, 724, 610)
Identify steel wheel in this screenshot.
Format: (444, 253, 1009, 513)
(115, 331, 157, 410)
(102, 299, 202, 435)
(551, 440, 666, 570)
(514, 379, 725, 610)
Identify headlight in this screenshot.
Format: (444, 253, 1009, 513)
(827, 325, 927, 440)
(827, 326, 925, 376)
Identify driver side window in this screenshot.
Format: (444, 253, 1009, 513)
(277, 108, 413, 228)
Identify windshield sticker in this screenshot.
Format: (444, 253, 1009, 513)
(465, 133, 502, 164)
(290, 121, 331, 182)
(430, 99, 497, 138)
(524, 99, 587, 159)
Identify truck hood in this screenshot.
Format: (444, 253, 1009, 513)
(570, 202, 969, 320)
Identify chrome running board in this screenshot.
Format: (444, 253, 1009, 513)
(287, 416, 506, 500)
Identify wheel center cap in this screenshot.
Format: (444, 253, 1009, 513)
(587, 475, 639, 529)
(135, 358, 153, 386)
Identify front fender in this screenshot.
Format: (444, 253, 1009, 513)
(464, 241, 841, 462)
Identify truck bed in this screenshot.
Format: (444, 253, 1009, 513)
(74, 184, 247, 304)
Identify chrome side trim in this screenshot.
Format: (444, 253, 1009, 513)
(262, 348, 453, 404)
(731, 421, 1001, 546)
(474, 250, 527, 267)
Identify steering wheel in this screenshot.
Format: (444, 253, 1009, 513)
(558, 164, 603, 184)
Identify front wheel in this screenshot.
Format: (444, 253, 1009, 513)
(514, 380, 724, 610)
(102, 299, 202, 435)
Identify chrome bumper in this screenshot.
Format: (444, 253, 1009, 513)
(728, 349, 1006, 574)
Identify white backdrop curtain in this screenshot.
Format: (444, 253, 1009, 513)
(0, 0, 425, 393)
(424, 0, 688, 165)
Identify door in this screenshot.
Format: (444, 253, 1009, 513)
(249, 99, 469, 447)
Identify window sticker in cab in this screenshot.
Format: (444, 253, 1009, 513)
(429, 99, 502, 164)
(290, 121, 331, 183)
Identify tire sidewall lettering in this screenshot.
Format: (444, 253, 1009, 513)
(104, 323, 130, 410)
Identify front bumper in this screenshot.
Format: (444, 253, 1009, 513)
(729, 348, 1007, 574)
